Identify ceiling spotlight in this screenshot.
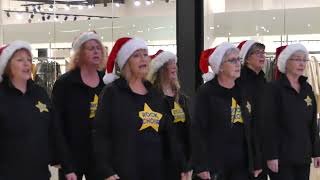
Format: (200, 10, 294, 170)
(37, 5, 41, 11)
(73, 16, 77, 21)
(42, 15, 45, 21)
(30, 14, 34, 19)
(47, 15, 51, 20)
(64, 16, 68, 21)
(6, 11, 10, 17)
(146, 0, 151, 5)
(88, 17, 91, 20)
(134, 0, 141, 6)
(25, 6, 29, 12)
(151, 0, 154, 3)
(88, 4, 94, 9)
(115, 3, 120, 7)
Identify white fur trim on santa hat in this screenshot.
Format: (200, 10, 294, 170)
(239, 40, 255, 61)
(202, 72, 215, 82)
(72, 32, 101, 53)
(209, 42, 235, 74)
(117, 38, 148, 70)
(0, 40, 32, 82)
(103, 73, 119, 85)
(148, 51, 177, 77)
(277, 43, 308, 73)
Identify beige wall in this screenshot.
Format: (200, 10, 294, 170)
(0, 0, 3, 44)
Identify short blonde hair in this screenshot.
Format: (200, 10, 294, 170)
(68, 39, 106, 71)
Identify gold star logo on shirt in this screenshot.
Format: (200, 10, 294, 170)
(139, 103, 162, 132)
(246, 101, 252, 114)
(89, 94, 99, 119)
(35, 101, 49, 113)
(305, 96, 312, 106)
(231, 97, 244, 124)
(171, 102, 186, 123)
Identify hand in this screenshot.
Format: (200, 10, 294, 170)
(105, 174, 120, 180)
(181, 170, 193, 180)
(314, 157, 320, 168)
(252, 169, 262, 177)
(197, 171, 211, 179)
(267, 159, 279, 173)
(65, 173, 77, 180)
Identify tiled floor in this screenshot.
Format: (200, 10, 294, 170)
(49, 166, 320, 180)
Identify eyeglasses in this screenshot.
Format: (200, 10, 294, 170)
(224, 57, 242, 64)
(289, 58, 309, 63)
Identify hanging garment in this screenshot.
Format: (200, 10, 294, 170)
(34, 61, 61, 96)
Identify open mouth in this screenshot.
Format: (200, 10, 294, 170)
(23, 69, 31, 73)
(139, 64, 147, 69)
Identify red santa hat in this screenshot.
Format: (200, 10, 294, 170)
(237, 40, 256, 62)
(148, 49, 177, 77)
(71, 31, 101, 53)
(0, 40, 32, 82)
(199, 42, 235, 81)
(276, 43, 308, 73)
(103, 37, 148, 84)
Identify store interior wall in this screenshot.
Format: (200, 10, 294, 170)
(1, 0, 176, 44)
(0, 1, 3, 44)
(204, 0, 320, 56)
(0, 0, 178, 75)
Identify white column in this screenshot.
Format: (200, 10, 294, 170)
(0, 0, 4, 44)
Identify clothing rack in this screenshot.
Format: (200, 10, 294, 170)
(33, 57, 64, 96)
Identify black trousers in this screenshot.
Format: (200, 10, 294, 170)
(268, 163, 310, 180)
(193, 168, 250, 180)
(250, 165, 268, 180)
(218, 168, 251, 180)
(250, 171, 268, 180)
(0, 170, 50, 180)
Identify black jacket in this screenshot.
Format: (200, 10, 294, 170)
(165, 94, 191, 160)
(93, 77, 187, 180)
(0, 77, 53, 179)
(51, 68, 105, 173)
(191, 77, 255, 174)
(164, 94, 191, 179)
(237, 66, 266, 169)
(263, 73, 320, 164)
